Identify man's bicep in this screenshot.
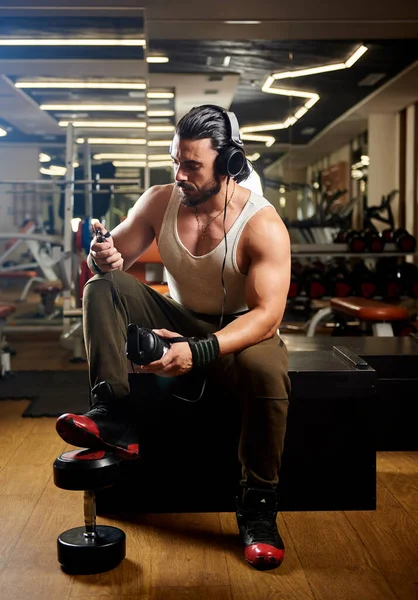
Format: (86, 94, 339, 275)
(245, 219, 291, 322)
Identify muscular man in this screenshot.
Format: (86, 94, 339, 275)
(56, 105, 291, 571)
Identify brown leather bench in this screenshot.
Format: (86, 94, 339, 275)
(33, 281, 63, 317)
(0, 270, 38, 279)
(331, 297, 408, 321)
(331, 297, 409, 336)
(308, 296, 410, 337)
(0, 303, 16, 320)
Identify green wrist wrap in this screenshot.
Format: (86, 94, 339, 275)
(188, 334, 220, 368)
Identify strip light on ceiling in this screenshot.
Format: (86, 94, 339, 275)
(147, 110, 175, 117)
(0, 39, 145, 46)
(241, 45, 368, 146)
(147, 140, 172, 147)
(113, 161, 146, 168)
(77, 138, 146, 145)
(94, 153, 147, 160)
(113, 160, 173, 168)
(16, 81, 146, 90)
(147, 92, 174, 99)
(239, 133, 275, 147)
(41, 104, 146, 112)
(40, 165, 67, 176)
(148, 125, 175, 132)
(59, 121, 146, 128)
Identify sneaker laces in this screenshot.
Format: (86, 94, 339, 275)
(246, 512, 280, 546)
(89, 402, 111, 417)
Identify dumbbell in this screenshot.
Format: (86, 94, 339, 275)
(362, 229, 385, 253)
(382, 228, 417, 252)
(288, 262, 304, 299)
(375, 258, 403, 299)
(301, 265, 327, 299)
(398, 263, 418, 298)
(53, 448, 128, 574)
(351, 261, 378, 298)
(345, 230, 367, 253)
(334, 229, 366, 252)
(324, 265, 353, 297)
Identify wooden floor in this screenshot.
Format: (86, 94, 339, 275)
(0, 328, 417, 599)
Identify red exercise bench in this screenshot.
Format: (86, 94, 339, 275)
(307, 297, 410, 337)
(0, 303, 16, 376)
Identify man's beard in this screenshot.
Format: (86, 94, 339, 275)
(177, 176, 221, 208)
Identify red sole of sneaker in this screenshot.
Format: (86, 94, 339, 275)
(247, 557, 283, 571)
(56, 418, 139, 460)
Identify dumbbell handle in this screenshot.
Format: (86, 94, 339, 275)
(83, 489, 97, 538)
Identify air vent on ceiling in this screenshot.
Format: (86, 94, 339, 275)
(204, 90, 219, 95)
(301, 127, 316, 135)
(358, 73, 386, 87)
(206, 56, 230, 67)
(207, 75, 223, 82)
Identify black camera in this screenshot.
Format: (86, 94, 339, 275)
(126, 324, 171, 366)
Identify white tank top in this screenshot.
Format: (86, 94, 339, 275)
(158, 185, 273, 315)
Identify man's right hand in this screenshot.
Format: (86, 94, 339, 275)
(89, 222, 124, 273)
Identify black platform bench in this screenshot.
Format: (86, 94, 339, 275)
(97, 347, 376, 514)
(283, 334, 418, 451)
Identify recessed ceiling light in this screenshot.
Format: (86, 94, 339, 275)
(0, 127, 8, 137)
(224, 20, 261, 24)
(146, 56, 169, 63)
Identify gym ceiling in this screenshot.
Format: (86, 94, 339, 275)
(0, 1, 417, 174)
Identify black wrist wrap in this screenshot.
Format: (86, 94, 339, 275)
(90, 255, 104, 275)
(188, 334, 220, 368)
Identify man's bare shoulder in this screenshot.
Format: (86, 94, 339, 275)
(244, 206, 290, 257)
(130, 183, 174, 216)
(137, 183, 174, 205)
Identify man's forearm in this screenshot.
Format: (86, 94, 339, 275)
(214, 308, 281, 356)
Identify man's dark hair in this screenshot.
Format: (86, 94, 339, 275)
(174, 105, 251, 183)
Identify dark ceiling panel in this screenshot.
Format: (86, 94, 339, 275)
(0, 16, 144, 38)
(0, 16, 145, 60)
(149, 38, 418, 145)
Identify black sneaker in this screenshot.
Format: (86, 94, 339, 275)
(236, 486, 285, 570)
(56, 381, 140, 459)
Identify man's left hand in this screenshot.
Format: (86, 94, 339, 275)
(137, 328, 192, 378)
